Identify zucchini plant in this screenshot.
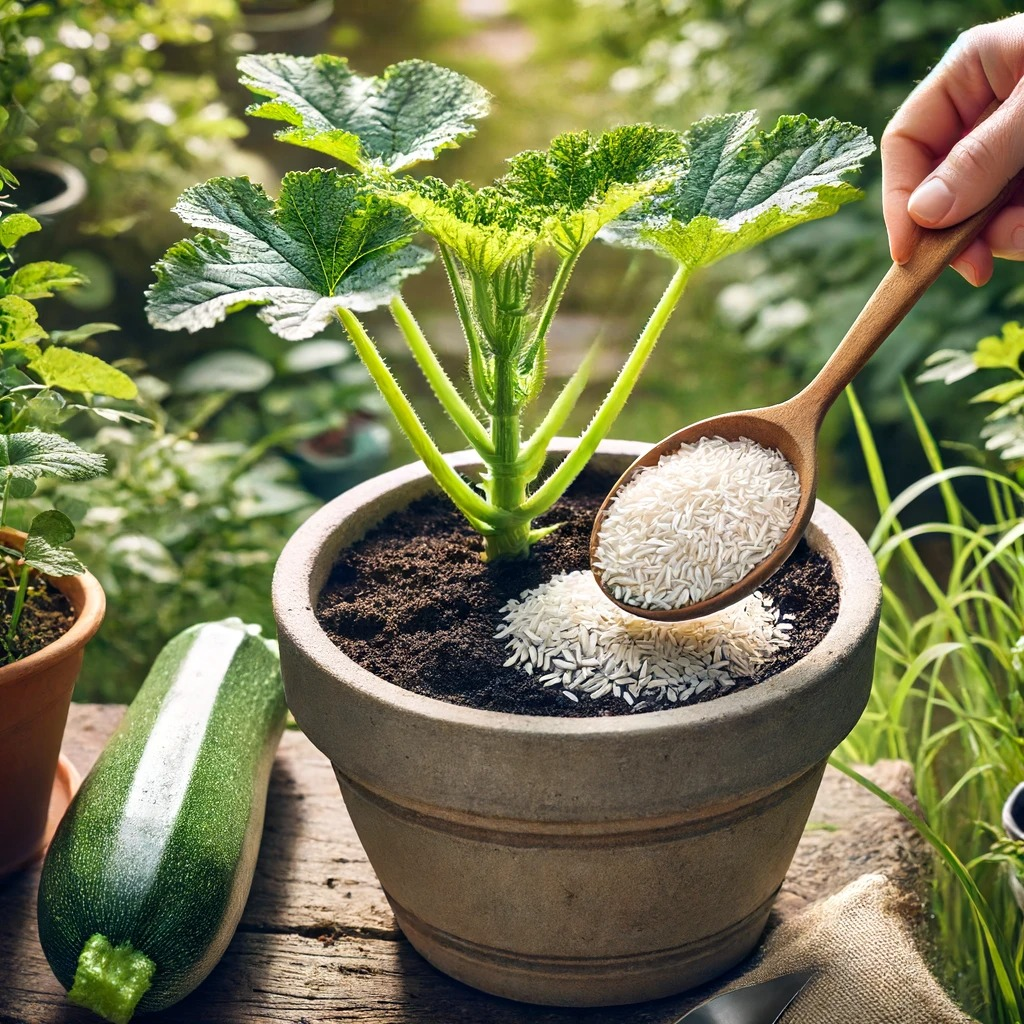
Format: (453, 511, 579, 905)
(0, 210, 138, 659)
(147, 53, 874, 561)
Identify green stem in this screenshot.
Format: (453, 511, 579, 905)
(519, 343, 596, 482)
(389, 296, 493, 457)
(0, 474, 10, 529)
(521, 264, 691, 519)
(482, 338, 529, 560)
(7, 562, 30, 644)
(439, 243, 493, 412)
(526, 251, 579, 360)
(68, 933, 156, 1024)
(336, 308, 501, 532)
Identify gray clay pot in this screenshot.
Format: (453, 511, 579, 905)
(272, 439, 881, 1007)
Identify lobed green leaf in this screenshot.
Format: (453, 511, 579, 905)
(0, 294, 46, 346)
(502, 124, 683, 255)
(601, 112, 874, 270)
(974, 322, 1024, 371)
(146, 171, 433, 341)
(239, 53, 490, 172)
(388, 177, 541, 277)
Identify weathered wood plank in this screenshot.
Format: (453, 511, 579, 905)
(0, 705, 925, 1024)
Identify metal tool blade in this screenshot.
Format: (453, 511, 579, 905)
(673, 969, 816, 1024)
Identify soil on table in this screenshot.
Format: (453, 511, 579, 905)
(0, 562, 75, 664)
(316, 469, 840, 718)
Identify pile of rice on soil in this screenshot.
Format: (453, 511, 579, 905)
(315, 471, 839, 719)
(594, 436, 800, 611)
(496, 571, 792, 710)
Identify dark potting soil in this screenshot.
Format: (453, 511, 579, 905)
(0, 563, 75, 663)
(316, 470, 840, 718)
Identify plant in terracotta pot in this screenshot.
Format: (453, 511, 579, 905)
(146, 54, 881, 1005)
(0, 211, 137, 875)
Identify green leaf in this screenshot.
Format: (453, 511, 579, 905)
(23, 509, 84, 577)
(177, 350, 274, 393)
(147, 172, 433, 341)
(49, 322, 120, 346)
(974, 322, 1024, 371)
(0, 432, 106, 482)
(239, 54, 490, 172)
(0, 295, 46, 346)
(9, 478, 36, 499)
(28, 348, 138, 400)
(1, 340, 43, 365)
(501, 125, 682, 256)
(601, 112, 874, 270)
(390, 177, 541, 276)
(5, 261, 85, 299)
(0, 213, 41, 249)
(970, 379, 1024, 406)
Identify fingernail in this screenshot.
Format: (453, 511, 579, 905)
(951, 256, 977, 285)
(908, 177, 955, 225)
(1013, 225, 1024, 252)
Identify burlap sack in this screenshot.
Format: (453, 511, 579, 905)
(733, 873, 975, 1024)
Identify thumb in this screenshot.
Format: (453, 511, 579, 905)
(908, 93, 1024, 229)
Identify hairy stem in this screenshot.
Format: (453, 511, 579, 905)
(521, 264, 690, 519)
(439, 243, 492, 412)
(337, 308, 500, 532)
(389, 295, 493, 456)
(526, 251, 579, 361)
(482, 341, 529, 560)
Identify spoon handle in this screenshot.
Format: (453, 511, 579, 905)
(796, 170, 1024, 422)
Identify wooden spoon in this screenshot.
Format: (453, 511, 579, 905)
(590, 173, 1024, 622)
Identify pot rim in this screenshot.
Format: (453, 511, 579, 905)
(0, 527, 105, 687)
(273, 438, 880, 740)
(13, 155, 88, 220)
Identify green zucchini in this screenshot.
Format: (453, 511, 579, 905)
(37, 618, 287, 1023)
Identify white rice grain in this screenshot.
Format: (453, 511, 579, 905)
(593, 436, 800, 610)
(496, 570, 791, 708)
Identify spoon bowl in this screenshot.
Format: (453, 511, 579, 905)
(591, 169, 1024, 622)
(590, 402, 817, 622)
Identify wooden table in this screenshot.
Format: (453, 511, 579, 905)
(0, 704, 926, 1023)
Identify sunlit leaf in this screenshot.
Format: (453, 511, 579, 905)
(0, 295, 46, 346)
(29, 348, 138, 400)
(602, 112, 874, 270)
(147, 171, 433, 341)
(239, 53, 490, 172)
(502, 124, 682, 255)
(0, 212, 40, 249)
(974, 322, 1024, 371)
(5, 260, 84, 299)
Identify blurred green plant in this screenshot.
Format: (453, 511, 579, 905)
(36, 370, 318, 701)
(839, 376, 1024, 1022)
(0, 208, 142, 660)
(9, 0, 247, 236)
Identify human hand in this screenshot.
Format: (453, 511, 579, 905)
(881, 14, 1024, 286)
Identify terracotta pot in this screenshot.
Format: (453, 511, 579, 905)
(272, 440, 881, 1006)
(0, 528, 105, 876)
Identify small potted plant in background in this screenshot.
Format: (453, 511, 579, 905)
(175, 337, 391, 500)
(0, 210, 137, 875)
(147, 53, 881, 1005)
